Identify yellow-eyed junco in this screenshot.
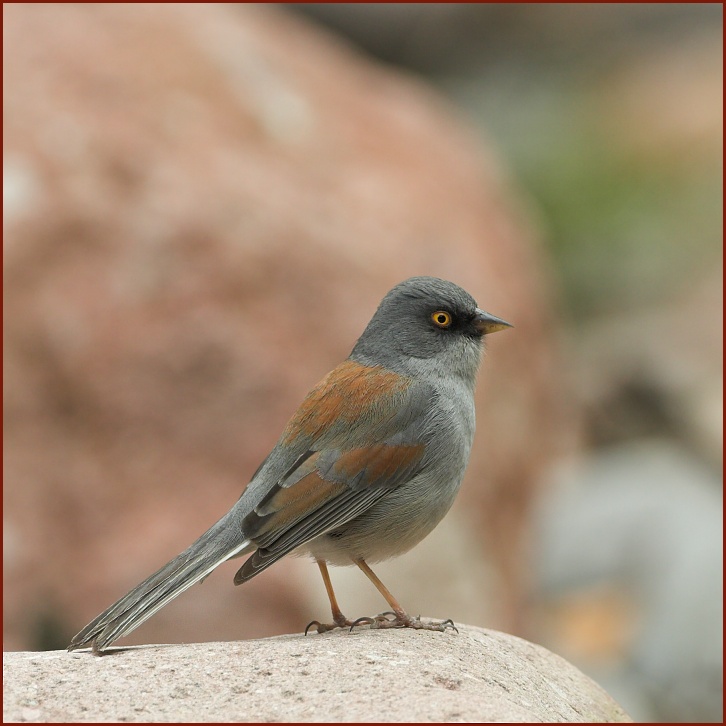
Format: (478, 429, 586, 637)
(68, 276, 511, 652)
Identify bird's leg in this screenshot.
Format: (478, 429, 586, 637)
(305, 560, 358, 634)
(305, 558, 457, 635)
(351, 558, 458, 633)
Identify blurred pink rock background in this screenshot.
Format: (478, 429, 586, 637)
(3, 4, 721, 723)
(3, 2, 572, 649)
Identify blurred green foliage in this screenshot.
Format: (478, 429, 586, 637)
(444, 73, 722, 321)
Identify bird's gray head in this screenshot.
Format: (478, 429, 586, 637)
(350, 277, 511, 381)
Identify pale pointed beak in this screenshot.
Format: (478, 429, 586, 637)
(473, 308, 513, 335)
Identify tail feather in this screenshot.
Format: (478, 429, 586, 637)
(68, 512, 252, 652)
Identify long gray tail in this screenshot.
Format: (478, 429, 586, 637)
(68, 510, 252, 653)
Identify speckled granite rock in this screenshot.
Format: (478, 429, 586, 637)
(4, 624, 631, 723)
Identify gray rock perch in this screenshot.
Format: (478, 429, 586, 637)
(3, 624, 632, 723)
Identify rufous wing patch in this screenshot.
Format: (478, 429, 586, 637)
(281, 361, 412, 443)
(329, 443, 425, 489)
(244, 470, 346, 543)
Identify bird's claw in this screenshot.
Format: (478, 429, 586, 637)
(304, 620, 322, 635)
(437, 618, 459, 633)
(376, 611, 399, 621)
(347, 616, 374, 631)
(305, 619, 347, 635)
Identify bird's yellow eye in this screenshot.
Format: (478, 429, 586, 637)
(431, 311, 452, 328)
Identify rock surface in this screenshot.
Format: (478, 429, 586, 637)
(3, 624, 631, 723)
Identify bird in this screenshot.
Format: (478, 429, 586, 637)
(68, 276, 511, 653)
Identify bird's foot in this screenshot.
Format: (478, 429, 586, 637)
(306, 611, 458, 634)
(305, 612, 358, 635)
(348, 611, 399, 631)
(353, 612, 458, 633)
(305, 611, 398, 634)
